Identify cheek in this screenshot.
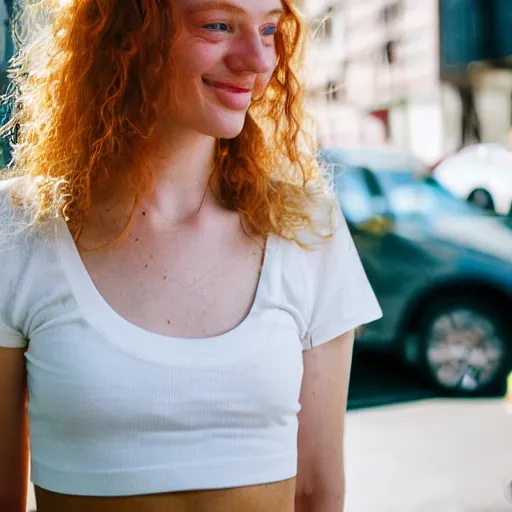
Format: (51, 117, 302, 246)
(171, 36, 222, 79)
(263, 50, 278, 81)
(255, 65, 276, 94)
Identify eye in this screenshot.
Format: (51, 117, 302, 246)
(202, 22, 231, 32)
(261, 24, 278, 36)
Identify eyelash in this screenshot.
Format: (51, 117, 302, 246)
(202, 22, 231, 32)
(201, 23, 278, 37)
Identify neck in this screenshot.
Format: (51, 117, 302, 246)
(143, 130, 218, 222)
(82, 131, 222, 247)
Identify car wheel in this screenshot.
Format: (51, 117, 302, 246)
(418, 298, 509, 396)
(467, 188, 495, 211)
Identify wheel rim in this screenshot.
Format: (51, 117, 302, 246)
(425, 308, 505, 391)
(470, 191, 492, 209)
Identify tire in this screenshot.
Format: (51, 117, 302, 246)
(417, 297, 510, 396)
(467, 188, 495, 212)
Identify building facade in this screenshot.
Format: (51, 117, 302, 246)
(298, 0, 362, 148)
(341, 0, 443, 162)
(301, 0, 512, 164)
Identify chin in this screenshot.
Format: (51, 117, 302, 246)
(203, 112, 248, 140)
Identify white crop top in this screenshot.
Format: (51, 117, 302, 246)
(0, 178, 382, 497)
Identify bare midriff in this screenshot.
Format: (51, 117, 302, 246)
(34, 477, 296, 512)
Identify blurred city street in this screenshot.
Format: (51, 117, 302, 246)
(345, 349, 512, 510)
(344, 397, 512, 512)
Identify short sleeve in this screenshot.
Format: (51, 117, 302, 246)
(302, 207, 382, 351)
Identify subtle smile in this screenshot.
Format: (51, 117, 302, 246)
(202, 78, 252, 94)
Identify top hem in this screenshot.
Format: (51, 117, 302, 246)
(30, 454, 297, 497)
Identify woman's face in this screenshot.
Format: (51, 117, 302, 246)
(168, 0, 282, 139)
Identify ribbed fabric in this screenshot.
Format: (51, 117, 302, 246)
(0, 178, 382, 496)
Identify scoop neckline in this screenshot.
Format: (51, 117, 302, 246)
(55, 217, 281, 366)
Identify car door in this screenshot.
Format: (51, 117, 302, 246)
(334, 168, 427, 341)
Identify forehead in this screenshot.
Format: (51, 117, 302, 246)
(179, 0, 284, 16)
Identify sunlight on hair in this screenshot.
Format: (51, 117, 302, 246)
(1, 0, 336, 248)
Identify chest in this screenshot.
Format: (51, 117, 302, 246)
(79, 222, 265, 338)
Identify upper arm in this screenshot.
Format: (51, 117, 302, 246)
(296, 330, 354, 498)
(0, 346, 29, 512)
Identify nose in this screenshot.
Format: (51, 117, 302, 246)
(226, 32, 275, 75)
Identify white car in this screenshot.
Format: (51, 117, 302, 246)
(433, 143, 512, 216)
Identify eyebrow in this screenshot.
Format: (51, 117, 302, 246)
(185, 1, 283, 17)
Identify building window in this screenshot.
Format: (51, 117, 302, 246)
(382, 40, 398, 64)
(379, 1, 402, 25)
(323, 6, 333, 39)
(326, 81, 338, 102)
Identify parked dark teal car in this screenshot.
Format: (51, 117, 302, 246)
(321, 147, 512, 396)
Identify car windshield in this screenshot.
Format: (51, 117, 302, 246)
(376, 171, 482, 217)
(322, 147, 428, 174)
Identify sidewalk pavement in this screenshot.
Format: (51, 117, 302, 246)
(344, 398, 512, 512)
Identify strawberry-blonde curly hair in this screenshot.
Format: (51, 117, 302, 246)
(2, 0, 334, 246)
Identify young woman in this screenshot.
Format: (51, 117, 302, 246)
(0, 0, 382, 511)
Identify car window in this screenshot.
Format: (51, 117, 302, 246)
(376, 172, 481, 217)
(334, 168, 377, 224)
(321, 147, 427, 175)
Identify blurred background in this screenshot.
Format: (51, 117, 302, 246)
(0, 1, 511, 511)
(302, 0, 512, 160)
(300, 1, 512, 509)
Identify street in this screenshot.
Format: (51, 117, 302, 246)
(346, 349, 512, 511)
(345, 398, 512, 511)
(26, 350, 512, 511)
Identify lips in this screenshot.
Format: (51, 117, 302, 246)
(202, 77, 252, 94)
